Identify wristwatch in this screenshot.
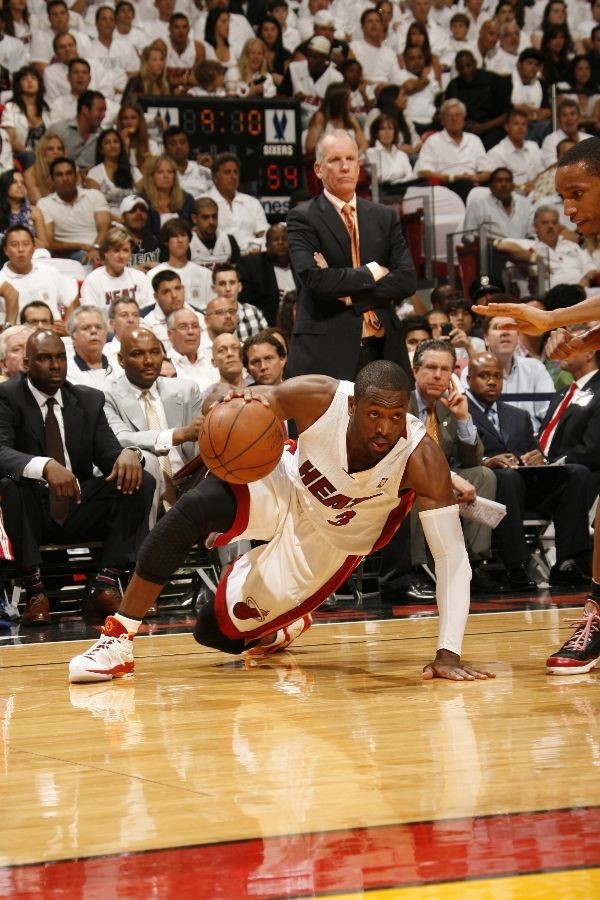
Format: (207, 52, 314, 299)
(124, 446, 145, 465)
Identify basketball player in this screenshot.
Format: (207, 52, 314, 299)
(473, 138, 600, 674)
(69, 360, 495, 684)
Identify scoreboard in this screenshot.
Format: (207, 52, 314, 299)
(139, 96, 303, 217)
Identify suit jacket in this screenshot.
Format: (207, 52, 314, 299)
(237, 251, 281, 325)
(0, 374, 123, 481)
(539, 369, 600, 470)
(467, 397, 537, 458)
(104, 375, 202, 466)
(286, 193, 416, 380)
(409, 394, 484, 469)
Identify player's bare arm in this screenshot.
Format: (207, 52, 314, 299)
(473, 295, 600, 335)
(217, 375, 340, 433)
(403, 438, 496, 682)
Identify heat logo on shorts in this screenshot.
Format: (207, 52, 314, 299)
(233, 597, 269, 622)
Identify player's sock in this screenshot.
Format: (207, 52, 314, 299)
(114, 612, 142, 634)
(22, 566, 43, 596)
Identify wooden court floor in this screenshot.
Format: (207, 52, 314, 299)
(1, 606, 600, 898)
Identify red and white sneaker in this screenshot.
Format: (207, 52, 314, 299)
(546, 600, 600, 675)
(69, 616, 135, 683)
(244, 614, 313, 661)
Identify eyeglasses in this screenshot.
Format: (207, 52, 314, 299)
(207, 308, 237, 317)
(173, 323, 200, 332)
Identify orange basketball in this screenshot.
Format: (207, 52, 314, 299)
(198, 398, 285, 484)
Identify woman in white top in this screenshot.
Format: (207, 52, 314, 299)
(204, 8, 238, 70)
(2, 66, 51, 165)
(80, 225, 155, 310)
(117, 102, 161, 172)
(3, 0, 33, 45)
(225, 37, 276, 98)
(85, 129, 143, 219)
(305, 83, 368, 157)
(365, 114, 413, 197)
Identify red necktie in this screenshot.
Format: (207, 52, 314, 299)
(538, 382, 576, 453)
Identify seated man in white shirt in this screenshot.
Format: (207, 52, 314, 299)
(163, 126, 212, 199)
(494, 205, 597, 292)
(400, 45, 440, 133)
(151, 219, 213, 313)
(484, 108, 544, 195)
(207, 152, 269, 254)
(0, 224, 78, 321)
(80, 225, 155, 311)
(190, 196, 240, 270)
(350, 8, 406, 89)
(541, 98, 594, 168)
(142, 268, 201, 352)
(279, 35, 344, 127)
(87, 4, 131, 96)
(66, 305, 112, 388)
(105, 295, 140, 374)
(19, 299, 69, 339)
(509, 48, 553, 145)
(166, 306, 214, 390)
(37, 157, 111, 266)
(30, 0, 91, 77)
(413, 98, 490, 202)
(48, 58, 119, 128)
(478, 312, 557, 430)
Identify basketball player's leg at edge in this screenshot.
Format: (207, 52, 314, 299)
(69, 479, 313, 683)
(546, 504, 600, 675)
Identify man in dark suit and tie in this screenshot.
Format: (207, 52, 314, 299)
(286, 129, 416, 381)
(0, 331, 154, 627)
(466, 352, 595, 590)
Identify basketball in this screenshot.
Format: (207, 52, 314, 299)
(198, 397, 285, 484)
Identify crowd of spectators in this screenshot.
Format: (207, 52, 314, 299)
(2, 0, 600, 626)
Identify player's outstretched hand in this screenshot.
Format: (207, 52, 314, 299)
(423, 649, 496, 681)
(471, 301, 551, 336)
(545, 327, 584, 360)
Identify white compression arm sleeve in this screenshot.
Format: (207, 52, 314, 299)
(419, 504, 471, 656)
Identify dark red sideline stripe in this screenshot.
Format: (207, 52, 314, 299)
(2, 807, 599, 899)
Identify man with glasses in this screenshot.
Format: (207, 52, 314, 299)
(210, 263, 267, 343)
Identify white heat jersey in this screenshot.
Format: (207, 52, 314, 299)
(284, 380, 425, 554)
(213, 381, 425, 639)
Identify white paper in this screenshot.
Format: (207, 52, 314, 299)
(458, 496, 507, 528)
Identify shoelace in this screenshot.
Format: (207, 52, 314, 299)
(82, 633, 127, 661)
(563, 601, 600, 652)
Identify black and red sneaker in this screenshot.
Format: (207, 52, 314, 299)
(546, 600, 600, 675)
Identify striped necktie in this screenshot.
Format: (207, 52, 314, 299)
(425, 407, 440, 444)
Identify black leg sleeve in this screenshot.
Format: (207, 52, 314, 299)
(135, 476, 237, 585)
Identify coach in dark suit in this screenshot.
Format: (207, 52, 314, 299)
(467, 352, 594, 589)
(0, 331, 154, 625)
(286, 129, 416, 381)
(237, 223, 291, 325)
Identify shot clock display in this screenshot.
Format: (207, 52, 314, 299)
(139, 97, 303, 217)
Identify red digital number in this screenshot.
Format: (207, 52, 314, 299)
(266, 163, 281, 191)
(284, 165, 299, 189)
(199, 108, 214, 132)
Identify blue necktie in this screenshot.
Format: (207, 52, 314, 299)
(486, 405, 501, 435)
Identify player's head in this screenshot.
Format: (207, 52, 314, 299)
(556, 137, 600, 236)
(348, 361, 412, 465)
(467, 352, 504, 405)
(118, 328, 164, 388)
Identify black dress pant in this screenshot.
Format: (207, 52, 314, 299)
(0, 472, 155, 570)
(493, 464, 595, 566)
